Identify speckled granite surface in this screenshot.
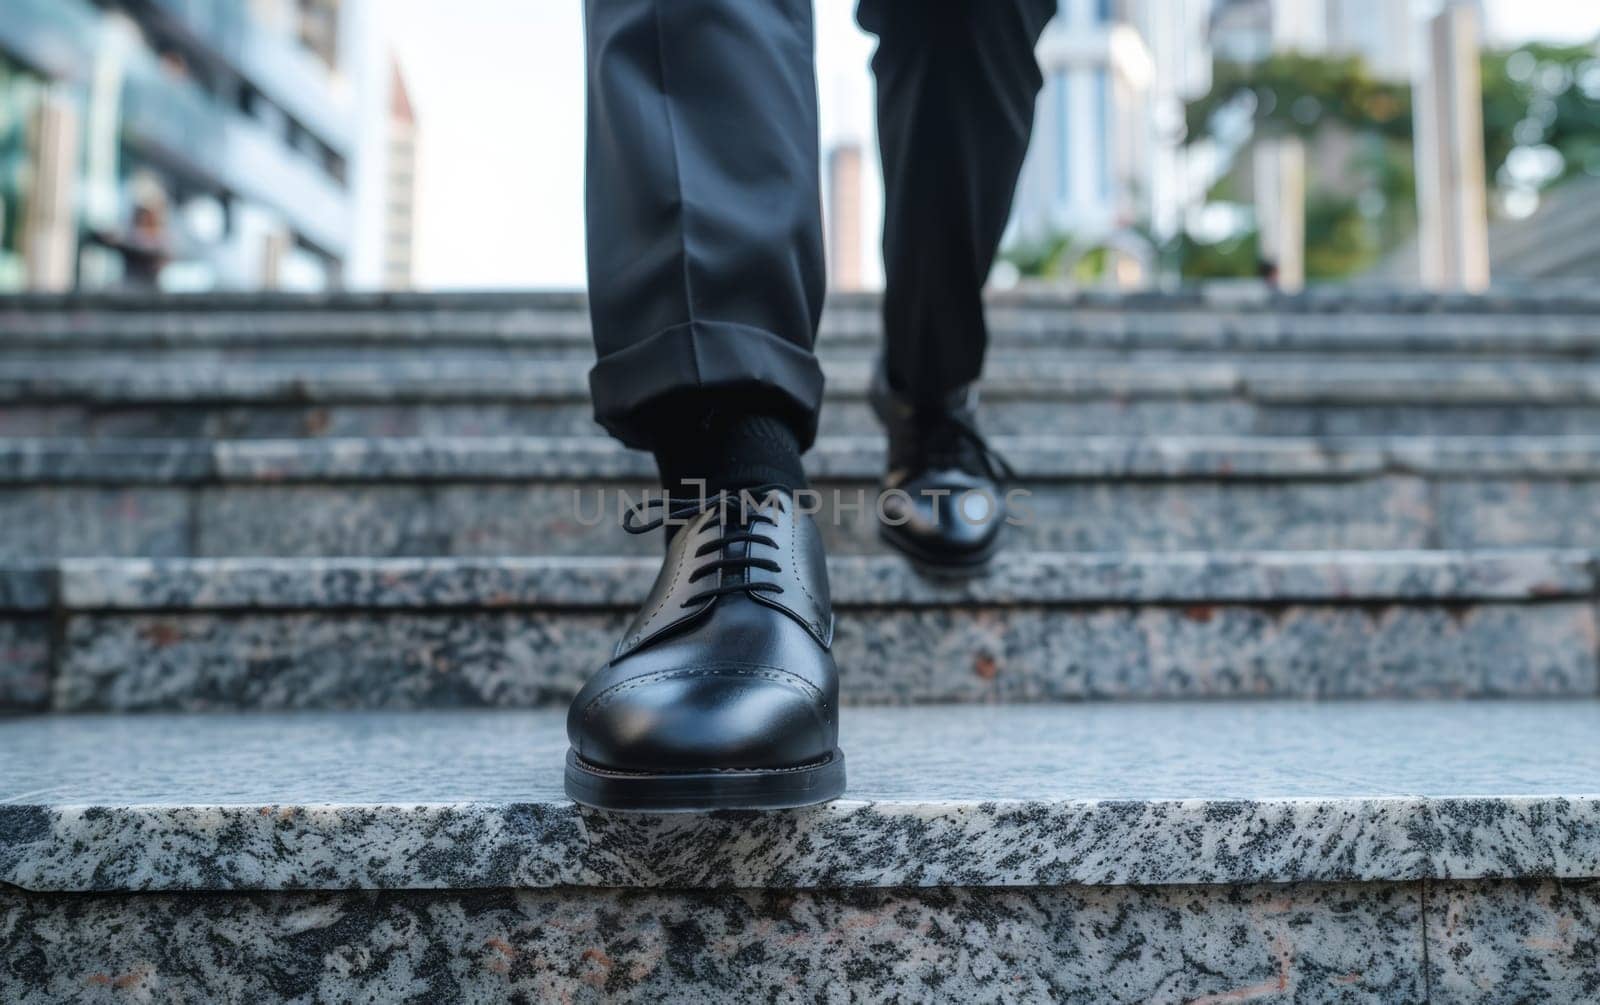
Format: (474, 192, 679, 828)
(0, 398, 1230, 439)
(6, 286, 1600, 343)
(0, 618, 50, 711)
(1424, 878, 1600, 1001)
(3, 703, 1599, 892)
(1438, 478, 1600, 552)
(0, 487, 190, 561)
(8, 879, 1592, 1002)
(46, 550, 1600, 610)
(13, 436, 1600, 558)
(15, 356, 1600, 401)
(14, 358, 1600, 446)
(51, 601, 1598, 711)
(0, 358, 1228, 404)
(17, 433, 1600, 484)
(0, 882, 1429, 1003)
(11, 289, 1600, 448)
(0, 550, 1590, 710)
(0, 477, 1459, 559)
(22, 397, 1600, 439)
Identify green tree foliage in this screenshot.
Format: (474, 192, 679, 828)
(1185, 53, 1412, 144)
(1169, 228, 1259, 280)
(1480, 44, 1600, 194)
(1173, 41, 1600, 280)
(1005, 42, 1600, 282)
(1002, 232, 1074, 279)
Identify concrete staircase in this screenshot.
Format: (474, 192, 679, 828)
(4, 289, 1600, 1001)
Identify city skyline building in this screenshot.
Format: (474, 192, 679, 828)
(1007, 0, 1221, 284)
(1139, 0, 1220, 244)
(3, 1, 1560, 293)
(1208, 0, 1470, 81)
(0, 0, 399, 291)
(825, 141, 865, 291)
(382, 56, 417, 291)
(1010, 0, 1158, 249)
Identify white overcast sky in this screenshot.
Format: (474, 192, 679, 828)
(385, 0, 1600, 291)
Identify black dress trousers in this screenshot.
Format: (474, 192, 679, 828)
(584, 0, 1054, 451)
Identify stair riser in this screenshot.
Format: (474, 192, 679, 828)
(8, 600, 1590, 712)
(7, 305, 1600, 353)
(0, 880, 1592, 1002)
(16, 343, 1600, 369)
(17, 399, 1600, 439)
(10, 475, 1600, 560)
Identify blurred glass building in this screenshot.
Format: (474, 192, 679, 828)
(1009, 0, 1218, 284)
(0, 0, 369, 291)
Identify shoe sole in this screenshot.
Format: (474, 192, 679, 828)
(878, 525, 1001, 579)
(564, 748, 847, 812)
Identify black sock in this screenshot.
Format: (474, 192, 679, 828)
(649, 399, 809, 501)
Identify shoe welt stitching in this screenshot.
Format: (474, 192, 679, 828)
(572, 750, 836, 778)
(583, 663, 829, 726)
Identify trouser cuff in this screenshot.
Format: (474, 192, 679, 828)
(589, 319, 825, 451)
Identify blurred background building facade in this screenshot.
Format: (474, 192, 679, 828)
(2, 0, 1596, 292)
(0, 0, 415, 292)
(1006, 0, 1216, 287)
(962, 0, 1598, 289)
(382, 58, 417, 290)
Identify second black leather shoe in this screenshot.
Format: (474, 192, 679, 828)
(565, 486, 845, 811)
(870, 361, 1015, 576)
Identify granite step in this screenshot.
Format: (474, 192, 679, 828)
(12, 319, 1600, 371)
(10, 284, 1600, 310)
(15, 356, 1600, 439)
(2, 701, 1598, 999)
(7, 289, 1600, 360)
(3, 549, 1596, 712)
(10, 435, 1600, 560)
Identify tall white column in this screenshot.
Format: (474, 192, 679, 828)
(261, 231, 291, 290)
(1255, 135, 1307, 292)
(825, 143, 864, 291)
(22, 91, 81, 292)
(1413, 2, 1490, 291)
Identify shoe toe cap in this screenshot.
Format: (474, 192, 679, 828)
(883, 473, 1006, 556)
(570, 666, 836, 773)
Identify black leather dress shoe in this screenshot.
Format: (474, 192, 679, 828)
(870, 362, 1015, 576)
(565, 486, 845, 811)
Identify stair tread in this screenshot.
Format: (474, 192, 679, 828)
(9, 548, 1593, 612)
(13, 434, 1600, 483)
(15, 358, 1600, 403)
(11, 550, 1592, 712)
(3, 701, 1598, 891)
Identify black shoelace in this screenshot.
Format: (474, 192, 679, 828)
(918, 411, 1017, 484)
(623, 483, 789, 608)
